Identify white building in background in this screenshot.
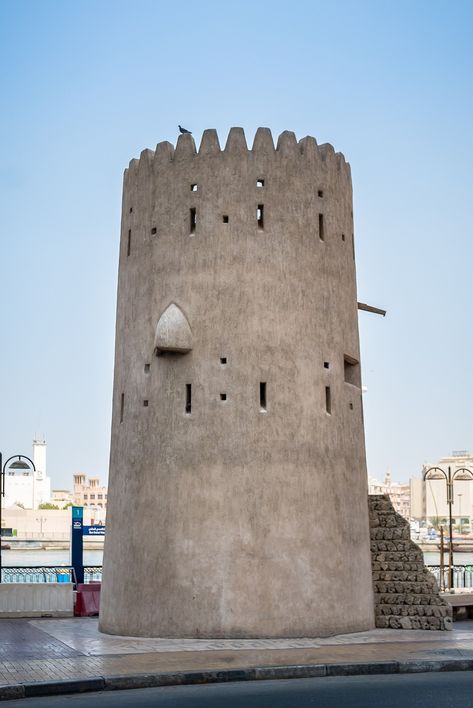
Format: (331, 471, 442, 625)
(3, 437, 51, 510)
(368, 470, 411, 520)
(410, 451, 473, 530)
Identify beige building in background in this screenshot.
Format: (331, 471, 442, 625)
(51, 489, 74, 506)
(73, 474, 108, 514)
(101, 127, 376, 639)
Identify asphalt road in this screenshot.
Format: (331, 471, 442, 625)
(5, 672, 473, 707)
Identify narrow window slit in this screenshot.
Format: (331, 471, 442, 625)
(144, 363, 150, 373)
(127, 230, 131, 256)
(120, 393, 125, 423)
(260, 382, 267, 411)
(325, 386, 331, 415)
(349, 402, 354, 410)
(151, 227, 157, 235)
(143, 400, 149, 407)
(190, 208, 197, 235)
(185, 384, 192, 414)
(257, 205, 264, 230)
(222, 215, 229, 223)
(319, 213, 324, 241)
(324, 361, 330, 369)
(257, 179, 265, 187)
(220, 357, 227, 365)
(191, 184, 198, 192)
(220, 393, 227, 401)
(129, 206, 133, 213)
(318, 190, 323, 198)
(342, 233, 345, 241)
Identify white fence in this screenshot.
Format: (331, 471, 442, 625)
(0, 583, 73, 617)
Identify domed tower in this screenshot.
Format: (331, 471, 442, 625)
(99, 127, 375, 637)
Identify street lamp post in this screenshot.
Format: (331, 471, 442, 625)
(423, 465, 473, 590)
(36, 516, 47, 537)
(0, 453, 36, 583)
(458, 494, 463, 535)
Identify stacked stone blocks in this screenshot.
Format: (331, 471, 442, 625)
(369, 495, 452, 630)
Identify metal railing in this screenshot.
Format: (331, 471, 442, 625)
(0, 565, 103, 584)
(2, 564, 471, 591)
(426, 565, 473, 590)
(84, 565, 102, 582)
(5, 532, 71, 541)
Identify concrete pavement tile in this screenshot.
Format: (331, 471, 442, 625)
(2, 618, 473, 689)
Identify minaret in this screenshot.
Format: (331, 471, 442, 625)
(32, 437, 50, 508)
(33, 437, 46, 480)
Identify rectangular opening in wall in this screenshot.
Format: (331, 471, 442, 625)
(191, 184, 198, 192)
(220, 357, 227, 365)
(318, 189, 323, 198)
(190, 208, 196, 235)
(143, 400, 149, 407)
(144, 363, 150, 373)
(220, 393, 227, 401)
(344, 355, 361, 387)
(324, 361, 330, 369)
(129, 206, 133, 213)
(222, 215, 229, 223)
(342, 233, 346, 241)
(257, 179, 264, 187)
(257, 204, 264, 230)
(127, 229, 131, 256)
(260, 382, 267, 411)
(185, 384, 192, 414)
(325, 386, 331, 415)
(120, 393, 124, 423)
(319, 213, 324, 241)
(151, 227, 157, 235)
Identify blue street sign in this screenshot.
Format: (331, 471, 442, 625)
(71, 506, 84, 585)
(83, 525, 105, 536)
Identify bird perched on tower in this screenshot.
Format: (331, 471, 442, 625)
(178, 125, 192, 134)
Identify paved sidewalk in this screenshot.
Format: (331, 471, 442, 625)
(2, 618, 473, 700)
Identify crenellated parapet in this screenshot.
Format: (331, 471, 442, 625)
(124, 127, 351, 184)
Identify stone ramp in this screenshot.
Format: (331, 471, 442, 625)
(369, 495, 452, 630)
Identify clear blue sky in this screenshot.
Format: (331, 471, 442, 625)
(1, 0, 472, 489)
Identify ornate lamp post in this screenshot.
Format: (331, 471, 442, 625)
(458, 493, 463, 535)
(423, 465, 473, 589)
(0, 453, 36, 583)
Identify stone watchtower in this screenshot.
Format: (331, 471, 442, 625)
(99, 127, 375, 637)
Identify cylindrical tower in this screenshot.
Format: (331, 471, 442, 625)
(100, 127, 375, 637)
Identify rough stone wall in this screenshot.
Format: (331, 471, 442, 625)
(100, 127, 375, 638)
(369, 495, 452, 630)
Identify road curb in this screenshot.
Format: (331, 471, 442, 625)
(2, 659, 473, 701)
(24, 677, 105, 698)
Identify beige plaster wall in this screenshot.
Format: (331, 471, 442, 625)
(100, 128, 375, 638)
